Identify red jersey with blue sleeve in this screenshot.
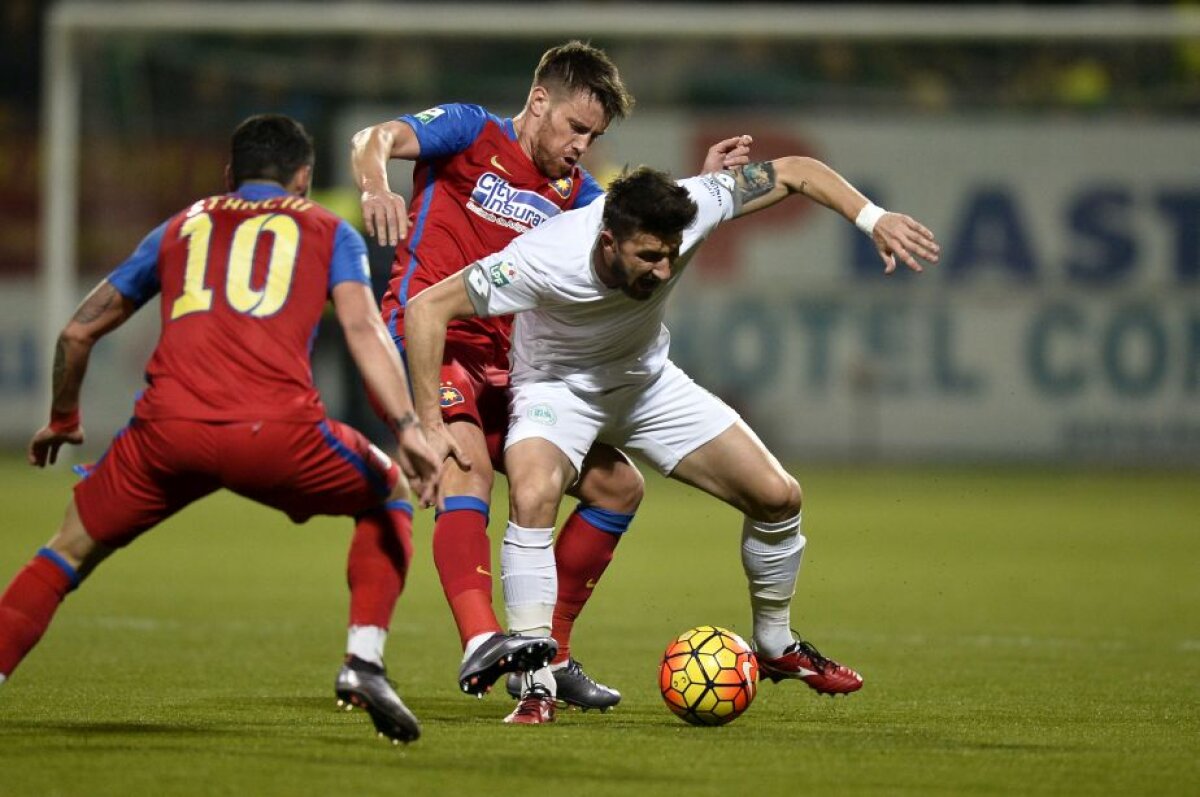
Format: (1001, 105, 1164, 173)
(379, 103, 604, 361)
(105, 183, 372, 423)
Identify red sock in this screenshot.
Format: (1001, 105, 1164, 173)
(551, 508, 625, 664)
(432, 500, 501, 648)
(0, 551, 77, 677)
(346, 502, 413, 629)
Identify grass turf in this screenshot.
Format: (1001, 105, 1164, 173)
(0, 455, 1196, 795)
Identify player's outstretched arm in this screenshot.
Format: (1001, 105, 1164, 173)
(727, 156, 941, 274)
(350, 120, 422, 248)
(29, 280, 135, 467)
(403, 271, 480, 502)
(331, 280, 444, 505)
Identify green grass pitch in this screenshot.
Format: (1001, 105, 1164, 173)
(0, 454, 1196, 795)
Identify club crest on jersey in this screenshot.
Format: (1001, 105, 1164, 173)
(468, 173, 562, 232)
(488, 261, 519, 287)
(549, 177, 572, 199)
(439, 385, 465, 407)
(412, 107, 446, 124)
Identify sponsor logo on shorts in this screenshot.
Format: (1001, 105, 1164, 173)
(488, 261, 519, 286)
(412, 107, 446, 124)
(439, 385, 465, 407)
(527, 404, 557, 425)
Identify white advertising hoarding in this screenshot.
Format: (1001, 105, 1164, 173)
(4, 113, 1195, 463)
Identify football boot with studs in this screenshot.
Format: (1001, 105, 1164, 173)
(458, 632, 557, 697)
(503, 683, 556, 724)
(755, 633, 863, 696)
(505, 657, 620, 711)
(335, 654, 421, 744)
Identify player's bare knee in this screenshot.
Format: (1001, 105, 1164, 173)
(47, 502, 111, 577)
(508, 479, 563, 528)
(749, 473, 801, 523)
(576, 459, 644, 514)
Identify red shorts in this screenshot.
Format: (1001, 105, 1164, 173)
(74, 417, 399, 548)
(437, 341, 511, 471)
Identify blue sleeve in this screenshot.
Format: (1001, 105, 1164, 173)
(105, 221, 167, 307)
(572, 168, 605, 208)
(398, 103, 491, 160)
(329, 220, 372, 291)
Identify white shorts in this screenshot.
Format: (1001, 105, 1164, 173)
(506, 360, 739, 477)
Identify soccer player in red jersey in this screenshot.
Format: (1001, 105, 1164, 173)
(0, 115, 443, 744)
(352, 41, 752, 709)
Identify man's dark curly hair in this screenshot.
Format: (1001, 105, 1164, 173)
(603, 166, 698, 242)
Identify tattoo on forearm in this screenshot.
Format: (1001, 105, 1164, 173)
(72, 283, 119, 325)
(732, 161, 776, 207)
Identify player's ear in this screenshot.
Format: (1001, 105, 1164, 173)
(291, 164, 313, 197)
(527, 85, 550, 118)
(284, 164, 312, 197)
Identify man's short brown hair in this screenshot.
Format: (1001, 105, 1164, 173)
(533, 40, 635, 123)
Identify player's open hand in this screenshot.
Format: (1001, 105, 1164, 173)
(360, 189, 409, 248)
(415, 424, 473, 509)
(28, 424, 84, 468)
(872, 212, 941, 275)
(702, 135, 754, 173)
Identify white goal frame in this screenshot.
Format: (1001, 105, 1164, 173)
(40, 1, 1200, 410)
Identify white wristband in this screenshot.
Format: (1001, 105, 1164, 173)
(855, 202, 886, 235)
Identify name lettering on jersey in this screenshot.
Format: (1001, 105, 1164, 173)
(549, 177, 572, 199)
(413, 107, 446, 124)
(700, 174, 730, 208)
(488, 261, 519, 287)
(202, 195, 314, 213)
(467, 172, 562, 233)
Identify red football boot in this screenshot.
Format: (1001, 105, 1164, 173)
(757, 636, 863, 696)
(504, 683, 556, 724)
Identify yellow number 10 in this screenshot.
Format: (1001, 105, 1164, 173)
(170, 212, 300, 320)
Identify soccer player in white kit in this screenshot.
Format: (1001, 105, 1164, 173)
(406, 158, 941, 723)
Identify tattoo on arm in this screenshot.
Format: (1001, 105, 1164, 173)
(730, 161, 777, 210)
(72, 282, 121, 325)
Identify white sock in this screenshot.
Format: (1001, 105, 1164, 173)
(0, 673, 6, 686)
(463, 632, 495, 661)
(346, 625, 388, 666)
(524, 665, 557, 699)
(741, 513, 805, 658)
(500, 522, 556, 637)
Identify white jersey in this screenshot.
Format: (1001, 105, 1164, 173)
(463, 174, 736, 393)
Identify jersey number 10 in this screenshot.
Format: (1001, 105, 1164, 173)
(170, 212, 300, 320)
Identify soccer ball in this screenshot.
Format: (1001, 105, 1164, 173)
(659, 625, 758, 726)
